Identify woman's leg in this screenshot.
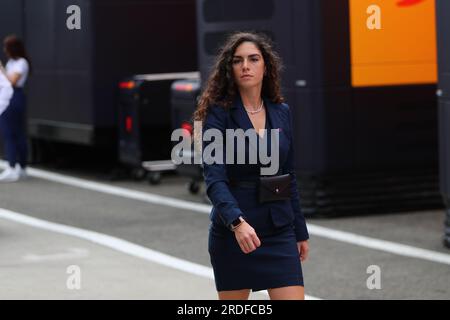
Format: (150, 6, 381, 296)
(267, 285, 304, 300)
(218, 289, 251, 300)
(12, 93, 27, 169)
(15, 113, 28, 169)
(0, 114, 17, 167)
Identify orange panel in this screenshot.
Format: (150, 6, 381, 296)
(349, 0, 437, 87)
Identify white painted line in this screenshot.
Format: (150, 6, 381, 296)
(307, 224, 450, 266)
(0, 207, 320, 300)
(0, 207, 211, 278)
(2, 161, 450, 267)
(9, 163, 212, 214)
(22, 248, 89, 263)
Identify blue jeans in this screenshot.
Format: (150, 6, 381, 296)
(0, 88, 28, 168)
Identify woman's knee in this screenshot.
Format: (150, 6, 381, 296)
(218, 289, 251, 300)
(268, 285, 304, 300)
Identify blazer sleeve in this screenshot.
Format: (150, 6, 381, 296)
(202, 105, 244, 228)
(282, 104, 310, 242)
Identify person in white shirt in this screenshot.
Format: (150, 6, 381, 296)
(0, 62, 13, 117)
(0, 35, 30, 182)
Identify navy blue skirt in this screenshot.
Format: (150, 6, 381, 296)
(208, 221, 303, 292)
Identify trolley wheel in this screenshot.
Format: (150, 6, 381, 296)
(444, 237, 450, 249)
(132, 168, 147, 181)
(148, 172, 162, 185)
(188, 181, 200, 194)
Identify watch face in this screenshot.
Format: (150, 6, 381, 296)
(230, 217, 242, 229)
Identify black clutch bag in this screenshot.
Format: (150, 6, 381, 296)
(259, 174, 292, 203)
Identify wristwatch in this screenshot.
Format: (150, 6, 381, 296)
(229, 216, 245, 231)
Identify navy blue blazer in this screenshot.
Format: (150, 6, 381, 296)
(202, 95, 309, 242)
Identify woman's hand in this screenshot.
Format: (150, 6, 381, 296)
(297, 240, 309, 262)
(233, 221, 261, 254)
(7, 73, 21, 86)
(0, 61, 6, 75)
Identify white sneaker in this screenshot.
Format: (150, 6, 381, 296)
(15, 164, 28, 180)
(0, 166, 20, 182)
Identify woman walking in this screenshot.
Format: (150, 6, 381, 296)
(195, 32, 309, 300)
(0, 35, 30, 182)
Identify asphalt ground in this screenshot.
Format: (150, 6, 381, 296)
(0, 161, 449, 300)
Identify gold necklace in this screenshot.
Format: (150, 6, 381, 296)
(244, 100, 264, 115)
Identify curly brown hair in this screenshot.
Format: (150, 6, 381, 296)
(3, 34, 32, 72)
(193, 31, 284, 123)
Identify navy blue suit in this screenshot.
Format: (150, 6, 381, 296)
(203, 94, 309, 292)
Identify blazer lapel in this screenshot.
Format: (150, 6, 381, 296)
(263, 97, 284, 162)
(230, 94, 254, 132)
(263, 97, 282, 132)
(230, 94, 258, 151)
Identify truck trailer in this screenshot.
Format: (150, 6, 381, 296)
(0, 0, 198, 162)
